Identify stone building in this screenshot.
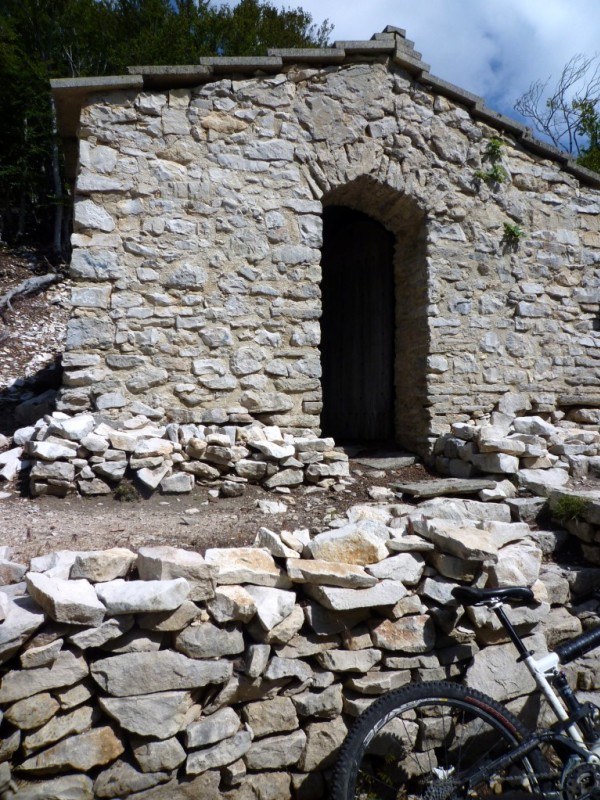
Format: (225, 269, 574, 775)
(52, 26, 600, 457)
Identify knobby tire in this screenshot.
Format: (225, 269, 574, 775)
(331, 680, 552, 800)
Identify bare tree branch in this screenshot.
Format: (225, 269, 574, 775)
(0, 273, 60, 314)
(515, 53, 600, 154)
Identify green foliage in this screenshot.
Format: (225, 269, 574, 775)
(475, 163, 508, 184)
(114, 479, 140, 502)
(503, 222, 525, 241)
(475, 137, 507, 185)
(485, 137, 504, 161)
(574, 99, 600, 173)
(0, 0, 332, 251)
(551, 494, 589, 524)
(515, 53, 600, 174)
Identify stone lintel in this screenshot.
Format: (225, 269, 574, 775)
(51, 75, 144, 180)
(381, 25, 407, 37)
(564, 160, 600, 188)
(392, 50, 430, 76)
(472, 102, 529, 137)
(422, 73, 483, 108)
(50, 75, 144, 92)
(126, 65, 213, 89)
(199, 56, 283, 73)
(519, 132, 570, 163)
(267, 47, 345, 64)
(334, 40, 396, 55)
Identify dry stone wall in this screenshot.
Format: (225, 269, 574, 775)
(1, 498, 599, 799)
(2, 388, 600, 500)
(52, 28, 600, 455)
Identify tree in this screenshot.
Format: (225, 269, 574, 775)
(0, 0, 332, 256)
(515, 53, 600, 172)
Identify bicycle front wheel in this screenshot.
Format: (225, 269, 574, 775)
(331, 680, 550, 800)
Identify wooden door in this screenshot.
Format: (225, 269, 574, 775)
(320, 206, 395, 442)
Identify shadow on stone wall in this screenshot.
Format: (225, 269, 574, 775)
(0, 357, 62, 437)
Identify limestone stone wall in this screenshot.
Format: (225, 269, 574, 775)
(53, 29, 600, 456)
(1, 498, 599, 799)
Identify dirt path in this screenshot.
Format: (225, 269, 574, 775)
(1, 462, 429, 564)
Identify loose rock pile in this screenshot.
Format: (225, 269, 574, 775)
(434, 393, 600, 485)
(1, 498, 598, 799)
(0, 411, 348, 498)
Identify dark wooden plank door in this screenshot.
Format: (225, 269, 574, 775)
(320, 206, 395, 442)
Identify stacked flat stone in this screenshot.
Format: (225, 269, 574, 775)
(50, 30, 600, 457)
(0, 499, 598, 799)
(433, 391, 600, 486)
(7, 411, 347, 498)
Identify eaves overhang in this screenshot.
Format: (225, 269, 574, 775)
(50, 26, 600, 189)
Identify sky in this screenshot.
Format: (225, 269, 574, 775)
(262, 0, 600, 123)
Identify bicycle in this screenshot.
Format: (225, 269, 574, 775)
(331, 585, 600, 800)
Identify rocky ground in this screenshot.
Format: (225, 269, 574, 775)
(0, 245, 437, 561)
(1, 459, 434, 564)
(0, 246, 70, 394)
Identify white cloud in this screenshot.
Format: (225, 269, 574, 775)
(258, 0, 600, 118)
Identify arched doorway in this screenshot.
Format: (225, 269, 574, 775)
(320, 206, 395, 443)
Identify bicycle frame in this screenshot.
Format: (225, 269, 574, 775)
(489, 599, 600, 762)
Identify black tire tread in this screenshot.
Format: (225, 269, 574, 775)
(331, 680, 544, 800)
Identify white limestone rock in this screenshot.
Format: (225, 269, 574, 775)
(48, 414, 96, 442)
(0, 447, 25, 482)
(370, 615, 436, 653)
(90, 651, 232, 696)
(470, 452, 520, 474)
(512, 416, 557, 436)
(21, 705, 95, 757)
(68, 616, 134, 649)
(137, 546, 217, 602)
(29, 550, 81, 579)
(186, 727, 253, 775)
(27, 441, 77, 461)
(489, 540, 543, 587)
(410, 517, 498, 562)
(366, 552, 425, 586)
(0, 650, 89, 704)
(245, 729, 306, 770)
(132, 737, 186, 773)
(92, 760, 170, 798)
(26, 572, 106, 626)
(308, 520, 390, 565)
(250, 441, 295, 460)
(4, 693, 60, 730)
(12, 775, 94, 800)
(18, 726, 124, 775)
(316, 648, 381, 673)
(208, 585, 258, 623)
(204, 547, 291, 588)
(304, 580, 407, 611)
(99, 691, 194, 738)
(95, 577, 190, 614)
(286, 558, 377, 588)
(20, 637, 63, 669)
(185, 707, 241, 749)
(243, 586, 296, 631)
(517, 467, 570, 495)
(136, 463, 171, 490)
(175, 621, 244, 659)
(254, 527, 300, 559)
(70, 548, 137, 582)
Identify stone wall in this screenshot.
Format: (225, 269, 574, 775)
(3, 388, 600, 499)
(51, 28, 600, 457)
(1, 496, 599, 799)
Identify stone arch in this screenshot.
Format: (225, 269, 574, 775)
(319, 176, 430, 453)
